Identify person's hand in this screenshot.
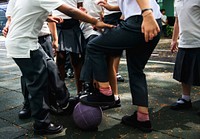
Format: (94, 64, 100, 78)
(97, 0, 112, 10)
(94, 20, 115, 30)
(47, 16, 63, 24)
(79, 7, 87, 13)
(170, 41, 178, 53)
(52, 40, 58, 57)
(2, 26, 9, 37)
(142, 11, 160, 42)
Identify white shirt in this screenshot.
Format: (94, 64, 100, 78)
(53, 0, 83, 19)
(174, 0, 200, 48)
(5, 0, 16, 17)
(103, 0, 121, 16)
(118, 0, 161, 20)
(80, 0, 102, 39)
(5, 0, 64, 58)
(161, 14, 167, 26)
(38, 22, 51, 37)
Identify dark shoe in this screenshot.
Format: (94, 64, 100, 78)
(101, 98, 121, 110)
(18, 105, 31, 119)
(50, 96, 79, 115)
(116, 73, 124, 82)
(79, 90, 115, 107)
(170, 98, 192, 110)
(121, 111, 152, 133)
(66, 69, 74, 78)
(34, 121, 63, 135)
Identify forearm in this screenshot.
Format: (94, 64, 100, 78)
(136, 0, 151, 10)
(5, 16, 11, 28)
(57, 4, 98, 25)
(48, 22, 58, 42)
(108, 5, 120, 11)
(171, 17, 179, 42)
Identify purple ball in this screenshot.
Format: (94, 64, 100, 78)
(73, 102, 102, 130)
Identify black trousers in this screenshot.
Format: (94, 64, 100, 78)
(80, 15, 162, 107)
(38, 34, 54, 59)
(14, 47, 69, 121)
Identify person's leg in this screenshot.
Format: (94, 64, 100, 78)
(70, 53, 84, 94)
(18, 76, 31, 119)
(121, 29, 160, 133)
(13, 48, 63, 134)
(80, 16, 161, 108)
(114, 56, 125, 82)
(65, 51, 74, 78)
(101, 56, 121, 110)
(56, 51, 66, 80)
(38, 35, 54, 59)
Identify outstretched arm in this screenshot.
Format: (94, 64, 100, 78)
(56, 3, 114, 29)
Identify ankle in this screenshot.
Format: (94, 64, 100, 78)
(99, 86, 112, 96)
(137, 111, 150, 122)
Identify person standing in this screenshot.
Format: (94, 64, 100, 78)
(103, 0, 125, 83)
(3, 0, 113, 135)
(79, 0, 161, 133)
(160, 9, 168, 37)
(53, 0, 85, 94)
(170, 0, 200, 115)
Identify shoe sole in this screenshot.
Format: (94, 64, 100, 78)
(101, 104, 121, 110)
(79, 96, 115, 107)
(34, 126, 63, 135)
(121, 118, 152, 133)
(18, 113, 31, 119)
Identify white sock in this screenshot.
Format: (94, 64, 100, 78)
(177, 95, 190, 104)
(114, 95, 119, 101)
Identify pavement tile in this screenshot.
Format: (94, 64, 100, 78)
(0, 38, 200, 139)
(0, 118, 28, 139)
(0, 90, 23, 112)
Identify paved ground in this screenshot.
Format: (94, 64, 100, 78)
(0, 37, 200, 139)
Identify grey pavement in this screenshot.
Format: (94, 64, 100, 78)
(0, 36, 200, 139)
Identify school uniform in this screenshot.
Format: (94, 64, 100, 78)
(5, 0, 68, 124)
(103, 0, 123, 56)
(80, 0, 162, 107)
(53, 0, 85, 54)
(103, 0, 122, 26)
(38, 22, 54, 59)
(173, 0, 200, 86)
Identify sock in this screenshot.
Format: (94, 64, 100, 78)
(137, 111, 150, 122)
(114, 95, 119, 101)
(177, 95, 190, 104)
(99, 86, 112, 96)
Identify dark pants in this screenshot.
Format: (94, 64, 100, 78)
(38, 34, 54, 59)
(80, 15, 161, 107)
(15, 47, 69, 121)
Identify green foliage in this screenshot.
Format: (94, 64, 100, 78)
(166, 25, 173, 37)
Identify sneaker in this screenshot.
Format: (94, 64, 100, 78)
(116, 73, 124, 82)
(101, 98, 121, 110)
(121, 111, 152, 133)
(170, 98, 192, 110)
(66, 68, 74, 79)
(79, 90, 115, 107)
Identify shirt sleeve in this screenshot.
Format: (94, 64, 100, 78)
(6, 0, 16, 17)
(40, 0, 65, 13)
